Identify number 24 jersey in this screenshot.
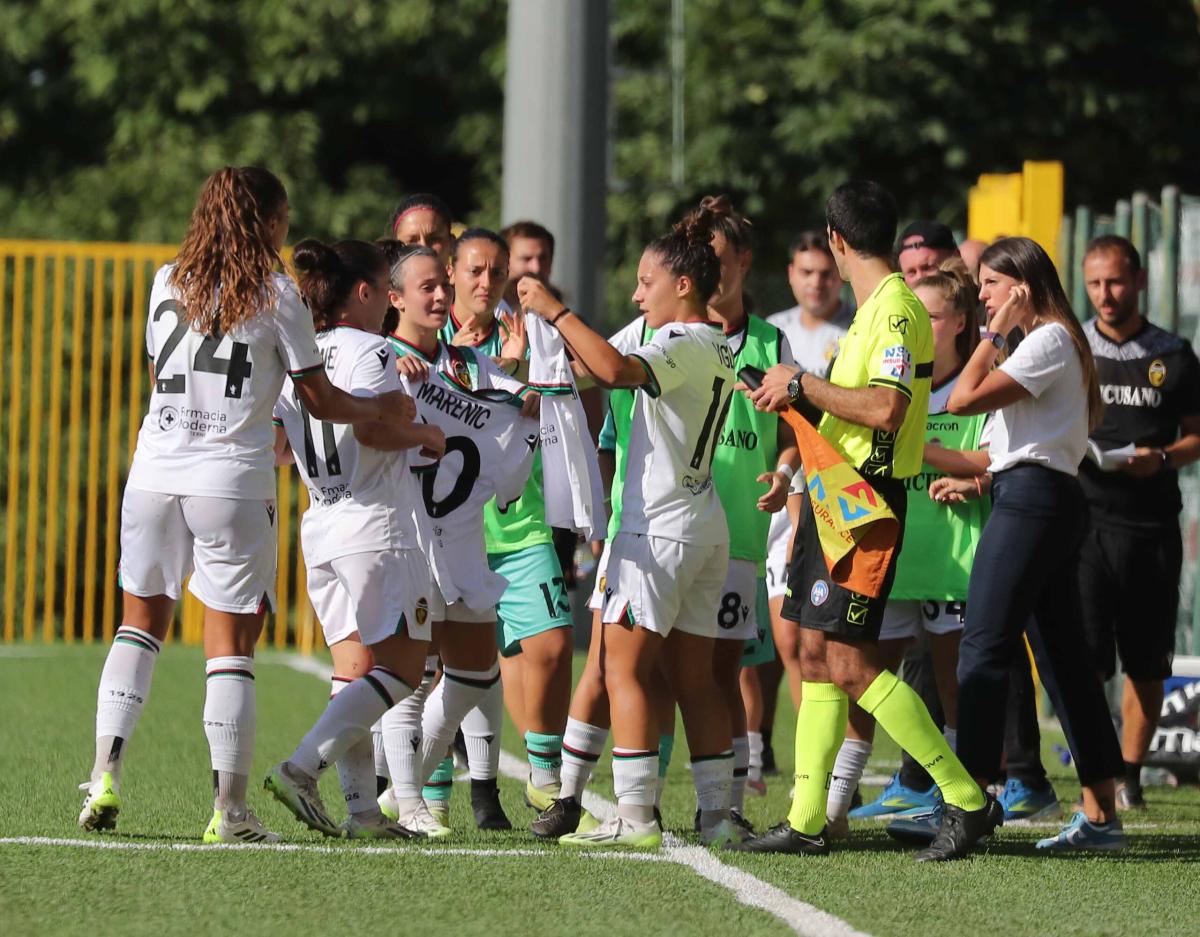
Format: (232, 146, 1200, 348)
(127, 264, 323, 501)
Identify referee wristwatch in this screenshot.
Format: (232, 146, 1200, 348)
(787, 370, 805, 403)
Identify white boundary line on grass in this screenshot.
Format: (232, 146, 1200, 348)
(277, 652, 873, 937)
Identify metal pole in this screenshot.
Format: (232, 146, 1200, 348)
(1058, 213, 1074, 303)
(502, 0, 610, 324)
(1162, 185, 1181, 335)
(1115, 198, 1132, 239)
(1131, 191, 1150, 319)
(670, 0, 685, 188)
(1072, 204, 1093, 319)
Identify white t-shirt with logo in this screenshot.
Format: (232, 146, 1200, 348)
(765, 302, 852, 377)
(128, 264, 323, 500)
(988, 322, 1088, 475)
(273, 326, 420, 567)
(621, 321, 735, 546)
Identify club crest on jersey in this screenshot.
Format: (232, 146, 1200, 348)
(415, 597, 429, 625)
(1149, 359, 1166, 387)
(158, 406, 179, 431)
(810, 580, 830, 606)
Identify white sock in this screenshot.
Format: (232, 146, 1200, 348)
(943, 726, 957, 752)
(419, 664, 499, 782)
(561, 718, 607, 800)
(93, 625, 162, 783)
(747, 730, 764, 784)
(372, 720, 387, 785)
(383, 658, 436, 804)
(291, 666, 412, 778)
(328, 679, 381, 818)
(827, 738, 872, 821)
(731, 735, 750, 812)
(204, 656, 256, 815)
(692, 751, 734, 832)
(613, 748, 658, 824)
(462, 679, 504, 781)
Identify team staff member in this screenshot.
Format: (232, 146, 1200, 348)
(1077, 235, 1200, 810)
(736, 181, 996, 862)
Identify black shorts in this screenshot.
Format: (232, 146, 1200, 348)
(1078, 522, 1181, 681)
(781, 474, 907, 642)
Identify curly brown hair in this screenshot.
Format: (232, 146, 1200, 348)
(169, 166, 287, 335)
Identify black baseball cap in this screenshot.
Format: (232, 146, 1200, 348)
(896, 220, 957, 256)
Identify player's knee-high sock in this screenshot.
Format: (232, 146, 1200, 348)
(328, 678, 382, 818)
(382, 657, 436, 808)
(290, 667, 412, 779)
(371, 720, 388, 795)
(561, 718, 607, 800)
(826, 738, 872, 821)
(787, 682, 848, 835)
(462, 679, 504, 781)
(857, 671, 984, 811)
(612, 748, 658, 825)
(655, 732, 674, 807)
(731, 734, 750, 813)
(419, 664, 500, 783)
(692, 750, 735, 832)
(93, 626, 162, 783)
(525, 730, 564, 790)
(204, 656, 257, 816)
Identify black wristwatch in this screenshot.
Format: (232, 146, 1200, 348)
(787, 371, 804, 403)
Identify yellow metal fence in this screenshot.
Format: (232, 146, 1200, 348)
(0, 240, 320, 652)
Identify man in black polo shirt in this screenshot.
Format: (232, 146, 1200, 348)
(1078, 235, 1200, 810)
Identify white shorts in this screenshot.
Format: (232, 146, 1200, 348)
(765, 511, 793, 600)
(878, 600, 966, 642)
(118, 487, 276, 614)
(716, 559, 761, 642)
(308, 549, 434, 646)
(600, 531, 729, 639)
(588, 541, 612, 611)
(430, 581, 497, 625)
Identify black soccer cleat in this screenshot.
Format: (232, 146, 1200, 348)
(470, 778, 512, 831)
(530, 796, 583, 839)
(730, 808, 756, 837)
(914, 795, 1003, 862)
(727, 821, 830, 856)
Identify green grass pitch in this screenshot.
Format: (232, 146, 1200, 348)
(1, 644, 1197, 937)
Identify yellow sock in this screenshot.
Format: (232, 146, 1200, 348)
(857, 671, 985, 811)
(786, 682, 847, 835)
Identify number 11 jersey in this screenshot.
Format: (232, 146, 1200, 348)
(128, 264, 323, 501)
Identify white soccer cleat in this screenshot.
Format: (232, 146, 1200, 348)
(77, 773, 121, 832)
(396, 799, 452, 839)
(202, 808, 281, 844)
(560, 816, 662, 849)
(263, 761, 340, 837)
(341, 813, 424, 840)
(425, 798, 451, 829)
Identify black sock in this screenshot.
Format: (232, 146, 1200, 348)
(1123, 760, 1143, 791)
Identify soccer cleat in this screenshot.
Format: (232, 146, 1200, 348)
(701, 817, 749, 848)
(913, 795, 1003, 862)
(77, 773, 121, 832)
(999, 778, 1062, 822)
(471, 778, 512, 830)
(730, 808, 755, 837)
(559, 816, 662, 849)
(393, 800, 451, 839)
(202, 808, 281, 844)
(728, 821, 830, 855)
(378, 787, 400, 821)
(1115, 783, 1147, 812)
(885, 804, 941, 846)
(1035, 812, 1126, 852)
(848, 772, 939, 819)
(524, 778, 560, 813)
(263, 761, 340, 837)
(340, 813, 423, 840)
(530, 796, 599, 839)
(426, 799, 451, 828)
(825, 813, 851, 841)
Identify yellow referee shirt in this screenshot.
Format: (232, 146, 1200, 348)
(817, 273, 933, 478)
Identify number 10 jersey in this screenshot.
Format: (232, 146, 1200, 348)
(127, 264, 324, 501)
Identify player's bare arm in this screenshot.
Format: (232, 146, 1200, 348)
(354, 418, 447, 459)
(293, 368, 416, 426)
(750, 362, 910, 433)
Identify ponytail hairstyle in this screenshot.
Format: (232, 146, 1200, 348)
(292, 239, 387, 332)
(647, 208, 721, 304)
(912, 257, 980, 364)
(169, 166, 288, 334)
(682, 194, 754, 252)
(979, 236, 1103, 430)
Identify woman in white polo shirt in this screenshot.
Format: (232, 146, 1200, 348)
(942, 236, 1126, 852)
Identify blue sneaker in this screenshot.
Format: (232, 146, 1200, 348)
(1035, 812, 1126, 851)
(848, 772, 939, 819)
(999, 778, 1061, 822)
(885, 802, 942, 846)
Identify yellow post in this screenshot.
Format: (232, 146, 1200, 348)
(82, 259, 106, 643)
(22, 255, 47, 640)
(63, 253, 88, 643)
(1021, 160, 1065, 268)
(42, 253, 68, 642)
(4, 252, 27, 642)
(101, 260, 126, 642)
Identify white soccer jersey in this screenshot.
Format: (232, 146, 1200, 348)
(389, 338, 539, 612)
(620, 321, 735, 546)
(273, 326, 420, 567)
(127, 264, 323, 500)
(765, 303, 851, 377)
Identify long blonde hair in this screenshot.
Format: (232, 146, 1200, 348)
(169, 167, 287, 334)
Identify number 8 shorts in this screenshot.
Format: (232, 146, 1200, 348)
(716, 558, 762, 642)
(118, 486, 276, 614)
(308, 548, 434, 646)
(600, 531, 729, 639)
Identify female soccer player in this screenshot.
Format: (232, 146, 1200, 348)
(78, 167, 416, 843)
(390, 193, 455, 270)
(519, 213, 741, 849)
(264, 239, 445, 839)
(824, 261, 988, 833)
(944, 236, 1126, 853)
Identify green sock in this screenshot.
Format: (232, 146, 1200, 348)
(786, 682, 847, 835)
(422, 756, 454, 803)
(857, 670, 985, 811)
(657, 734, 675, 780)
(525, 731, 563, 789)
